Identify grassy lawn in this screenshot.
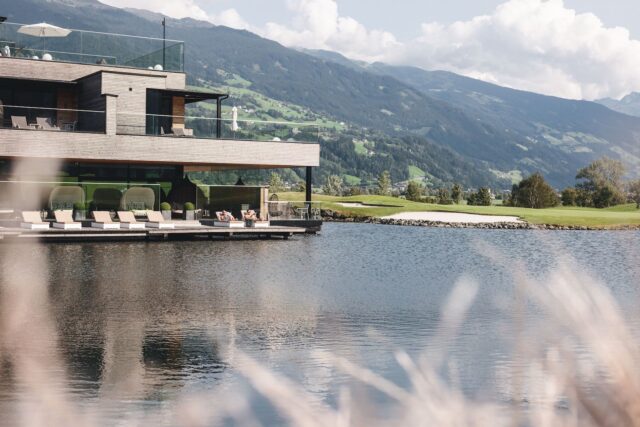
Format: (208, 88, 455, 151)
(276, 193, 640, 228)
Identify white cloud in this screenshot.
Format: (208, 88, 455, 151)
(262, 0, 400, 63)
(392, 0, 640, 100)
(98, 0, 249, 30)
(263, 0, 640, 100)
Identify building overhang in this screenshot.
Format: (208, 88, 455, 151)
(0, 129, 320, 169)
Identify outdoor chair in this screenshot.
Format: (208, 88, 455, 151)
(214, 211, 245, 228)
(11, 116, 34, 130)
(53, 210, 82, 230)
(36, 117, 60, 131)
(91, 211, 120, 229)
(116, 211, 146, 229)
(145, 210, 176, 229)
(21, 211, 49, 230)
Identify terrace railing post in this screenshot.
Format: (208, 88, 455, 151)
(216, 98, 222, 138)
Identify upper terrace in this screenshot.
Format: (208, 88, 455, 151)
(0, 21, 184, 72)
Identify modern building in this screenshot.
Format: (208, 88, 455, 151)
(0, 21, 319, 221)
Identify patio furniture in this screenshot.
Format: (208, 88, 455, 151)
(49, 186, 84, 211)
(36, 117, 60, 130)
(120, 187, 155, 212)
(145, 210, 176, 229)
(214, 211, 245, 228)
(91, 211, 120, 229)
(241, 209, 270, 228)
(11, 116, 35, 129)
(53, 210, 82, 230)
(172, 126, 194, 137)
(117, 211, 146, 229)
(21, 211, 50, 230)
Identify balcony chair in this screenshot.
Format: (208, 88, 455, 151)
(11, 116, 35, 130)
(21, 211, 50, 230)
(36, 117, 60, 131)
(91, 211, 120, 229)
(116, 211, 146, 229)
(53, 210, 82, 230)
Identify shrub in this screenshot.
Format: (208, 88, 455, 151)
(561, 187, 577, 206)
(436, 188, 451, 205)
(160, 202, 172, 211)
(184, 202, 195, 211)
(73, 202, 87, 211)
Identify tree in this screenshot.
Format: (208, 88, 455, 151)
(269, 172, 284, 193)
(628, 179, 640, 209)
(377, 171, 392, 196)
(437, 188, 451, 204)
(323, 175, 343, 196)
(406, 181, 424, 202)
(561, 187, 577, 206)
(451, 184, 463, 204)
(576, 157, 626, 208)
(510, 172, 559, 208)
(467, 188, 492, 206)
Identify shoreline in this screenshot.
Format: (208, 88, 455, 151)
(321, 210, 640, 231)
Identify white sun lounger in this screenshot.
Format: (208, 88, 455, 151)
(53, 210, 82, 230)
(116, 211, 146, 229)
(21, 211, 50, 230)
(241, 210, 270, 228)
(91, 211, 120, 229)
(145, 210, 175, 229)
(214, 211, 245, 228)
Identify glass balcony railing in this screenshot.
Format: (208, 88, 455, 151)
(0, 105, 105, 133)
(0, 22, 184, 72)
(116, 113, 320, 143)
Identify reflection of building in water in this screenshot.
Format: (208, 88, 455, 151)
(43, 241, 321, 401)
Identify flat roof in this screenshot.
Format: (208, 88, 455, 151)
(0, 76, 77, 85)
(157, 88, 229, 103)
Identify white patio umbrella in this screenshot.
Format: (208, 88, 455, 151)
(231, 106, 239, 132)
(18, 23, 71, 54)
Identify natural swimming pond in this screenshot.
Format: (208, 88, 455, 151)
(0, 223, 639, 425)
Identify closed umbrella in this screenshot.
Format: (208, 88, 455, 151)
(231, 106, 239, 132)
(18, 23, 71, 55)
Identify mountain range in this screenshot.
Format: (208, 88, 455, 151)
(2, 0, 640, 189)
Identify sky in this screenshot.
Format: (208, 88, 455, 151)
(97, 0, 640, 101)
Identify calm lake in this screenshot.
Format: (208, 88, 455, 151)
(1, 223, 639, 425)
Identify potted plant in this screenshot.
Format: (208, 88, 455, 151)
(160, 202, 172, 220)
(183, 202, 196, 220)
(73, 201, 87, 221)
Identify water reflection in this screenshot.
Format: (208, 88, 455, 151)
(0, 224, 639, 424)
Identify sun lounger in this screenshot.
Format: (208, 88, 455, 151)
(36, 117, 60, 131)
(53, 210, 82, 230)
(241, 210, 270, 228)
(21, 211, 50, 230)
(214, 211, 245, 228)
(145, 210, 175, 229)
(91, 211, 120, 229)
(116, 211, 146, 229)
(11, 116, 35, 130)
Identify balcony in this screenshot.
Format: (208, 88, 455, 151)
(0, 105, 105, 133)
(0, 22, 184, 72)
(116, 113, 320, 143)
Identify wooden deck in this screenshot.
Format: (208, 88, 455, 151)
(0, 224, 308, 243)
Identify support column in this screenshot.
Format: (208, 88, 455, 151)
(216, 98, 222, 139)
(305, 167, 313, 216)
